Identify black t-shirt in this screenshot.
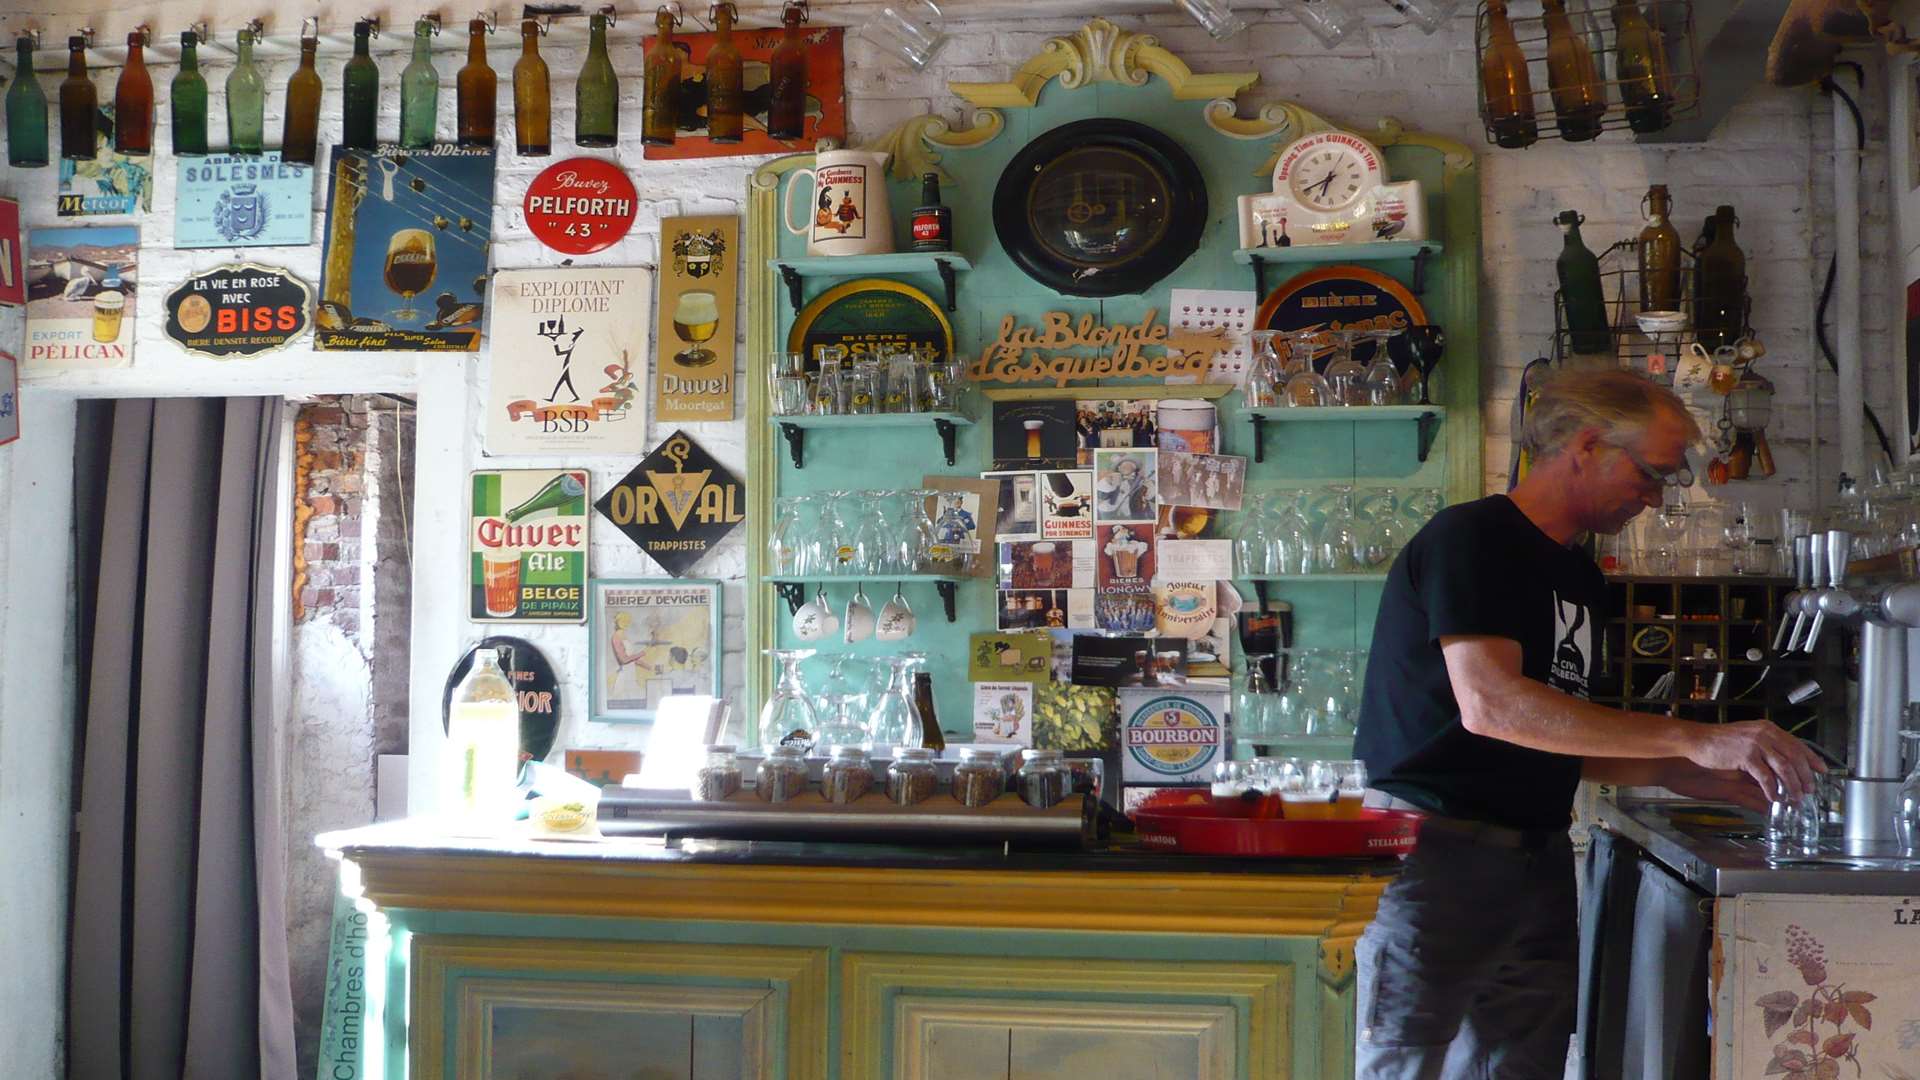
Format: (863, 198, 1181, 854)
(1355, 494, 1607, 830)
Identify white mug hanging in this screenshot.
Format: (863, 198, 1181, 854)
(876, 586, 916, 642)
(782, 149, 895, 256)
(844, 584, 876, 643)
(793, 585, 837, 642)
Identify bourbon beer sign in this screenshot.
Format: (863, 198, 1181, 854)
(594, 431, 745, 577)
(523, 158, 638, 256)
(470, 470, 590, 623)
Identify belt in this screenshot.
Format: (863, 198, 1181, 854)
(1365, 791, 1569, 850)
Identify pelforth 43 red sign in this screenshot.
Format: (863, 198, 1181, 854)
(523, 158, 639, 256)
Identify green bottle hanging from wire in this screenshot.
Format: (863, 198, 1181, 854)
(575, 12, 618, 148)
(6, 35, 49, 167)
(226, 28, 265, 154)
(1556, 210, 1612, 355)
(170, 31, 208, 156)
(400, 18, 439, 149)
(342, 20, 381, 150)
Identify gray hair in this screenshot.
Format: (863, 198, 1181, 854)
(1518, 369, 1700, 459)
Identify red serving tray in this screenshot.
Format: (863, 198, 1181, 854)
(1132, 801, 1423, 857)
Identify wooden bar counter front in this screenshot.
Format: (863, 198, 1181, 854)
(319, 822, 1394, 1079)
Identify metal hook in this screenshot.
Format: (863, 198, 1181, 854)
(476, 9, 498, 33)
(708, 0, 737, 25)
(132, 24, 152, 46)
(245, 17, 266, 40)
(534, 14, 553, 35)
(77, 26, 97, 48)
(185, 20, 208, 43)
(783, 0, 811, 23)
(598, 5, 619, 27)
(658, 3, 687, 28)
(23, 27, 43, 49)
(300, 16, 321, 39)
(361, 15, 382, 37)
(420, 13, 443, 35)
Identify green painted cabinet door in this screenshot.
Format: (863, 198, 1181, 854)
(905, 999, 1238, 1080)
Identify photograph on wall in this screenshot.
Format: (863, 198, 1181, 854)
(999, 539, 1091, 591)
(972, 681, 1034, 745)
(588, 579, 723, 724)
(57, 108, 153, 217)
(1093, 449, 1157, 522)
(485, 267, 650, 456)
(641, 25, 847, 160)
(1074, 398, 1158, 464)
(315, 145, 495, 352)
(1038, 469, 1094, 539)
(991, 399, 1077, 470)
(470, 470, 589, 623)
(996, 588, 1093, 630)
(1097, 524, 1155, 595)
(983, 471, 1039, 540)
(593, 431, 747, 577)
(25, 225, 137, 370)
(1070, 634, 1188, 689)
(1094, 593, 1156, 633)
(655, 215, 739, 422)
(1158, 451, 1246, 511)
(174, 152, 316, 249)
(922, 476, 997, 577)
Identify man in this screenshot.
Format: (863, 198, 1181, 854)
(1352, 370, 1824, 1078)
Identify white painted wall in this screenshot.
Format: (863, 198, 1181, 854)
(0, 4, 1905, 1073)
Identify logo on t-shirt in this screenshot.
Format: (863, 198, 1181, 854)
(1551, 592, 1593, 697)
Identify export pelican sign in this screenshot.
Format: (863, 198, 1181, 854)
(162, 263, 312, 358)
(593, 431, 745, 577)
(523, 158, 638, 256)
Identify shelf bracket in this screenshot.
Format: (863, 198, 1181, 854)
(778, 264, 803, 311)
(775, 581, 807, 615)
(1249, 253, 1268, 301)
(1249, 414, 1267, 464)
(1416, 410, 1440, 463)
(936, 258, 958, 312)
(936, 580, 957, 622)
(779, 422, 805, 469)
(934, 418, 958, 466)
(1252, 579, 1271, 611)
(1411, 247, 1433, 296)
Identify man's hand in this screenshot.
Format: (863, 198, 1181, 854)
(1657, 760, 1774, 814)
(1684, 721, 1824, 803)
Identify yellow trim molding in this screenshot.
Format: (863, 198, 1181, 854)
(949, 18, 1257, 109)
(857, 109, 1007, 184)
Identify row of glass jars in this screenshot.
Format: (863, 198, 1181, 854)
(694, 744, 1073, 810)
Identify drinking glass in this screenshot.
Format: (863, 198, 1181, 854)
(818, 490, 857, 573)
(769, 351, 810, 416)
(929, 357, 969, 413)
(859, 0, 949, 69)
(1895, 731, 1920, 856)
(867, 653, 927, 749)
(1312, 485, 1363, 573)
(787, 494, 827, 575)
(1245, 330, 1283, 408)
(1237, 655, 1276, 739)
(1283, 331, 1334, 406)
(1357, 328, 1405, 405)
(903, 488, 939, 571)
(1397, 324, 1447, 405)
(814, 693, 868, 754)
(851, 490, 893, 574)
(1325, 331, 1369, 406)
(883, 351, 918, 413)
(1353, 489, 1399, 570)
(760, 648, 820, 749)
(1173, 0, 1250, 39)
(770, 496, 802, 575)
(1234, 492, 1275, 577)
(1402, 487, 1443, 530)
(1290, 0, 1365, 48)
(849, 358, 883, 415)
(813, 346, 849, 415)
(1272, 655, 1314, 737)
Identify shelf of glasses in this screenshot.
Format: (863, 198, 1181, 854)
(1234, 241, 1441, 298)
(768, 253, 972, 312)
(769, 574, 967, 622)
(1237, 572, 1389, 607)
(774, 411, 975, 469)
(1240, 406, 1444, 464)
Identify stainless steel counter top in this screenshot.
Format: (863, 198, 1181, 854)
(1596, 796, 1920, 896)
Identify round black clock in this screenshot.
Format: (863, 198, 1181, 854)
(993, 118, 1208, 298)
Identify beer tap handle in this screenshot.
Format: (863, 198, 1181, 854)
(1826, 529, 1852, 587)
(1793, 534, 1812, 588)
(1774, 605, 1799, 652)
(1800, 532, 1830, 653)
(1808, 532, 1829, 590)
(1802, 609, 1826, 653)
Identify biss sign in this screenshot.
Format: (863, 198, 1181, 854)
(162, 262, 312, 359)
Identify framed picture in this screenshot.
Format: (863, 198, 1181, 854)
(588, 579, 723, 723)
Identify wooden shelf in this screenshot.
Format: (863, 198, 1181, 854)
(773, 412, 974, 469)
(1240, 406, 1444, 464)
(768, 575, 968, 623)
(768, 253, 971, 312)
(1237, 573, 1389, 582)
(1233, 241, 1441, 298)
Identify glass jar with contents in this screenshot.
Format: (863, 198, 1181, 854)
(693, 744, 743, 801)
(823, 745, 874, 803)
(755, 743, 810, 802)
(887, 746, 939, 805)
(1017, 748, 1072, 809)
(953, 747, 1005, 807)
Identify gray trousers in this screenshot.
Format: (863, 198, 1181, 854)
(1355, 825, 1578, 1079)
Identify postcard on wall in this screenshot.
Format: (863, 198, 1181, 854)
(1154, 580, 1219, 640)
(24, 225, 137, 370)
(1000, 539, 1092, 590)
(1092, 448, 1157, 523)
(315, 145, 496, 352)
(997, 588, 1094, 631)
(1038, 470, 1094, 539)
(654, 215, 738, 422)
(922, 476, 997, 577)
(57, 109, 154, 217)
(1071, 635, 1188, 689)
(486, 267, 650, 456)
(173, 152, 316, 248)
(1075, 398, 1157, 465)
(1169, 288, 1256, 387)
(983, 471, 1040, 540)
(1158, 452, 1247, 511)
(1157, 538, 1233, 581)
(1094, 593, 1156, 633)
(588, 579, 723, 723)
(967, 631, 1052, 684)
(1097, 524, 1156, 594)
(991, 399, 1077, 470)
(973, 681, 1034, 746)
(642, 25, 847, 160)
(470, 470, 589, 623)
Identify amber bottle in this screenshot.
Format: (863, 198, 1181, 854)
(1694, 205, 1746, 348)
(457, 19, 497, 147)
(282, 35, 323, 165)
(112, 31, 152, 155)
(767, 2, 809, 140)
(705, 3, 743, 143)
(1542, 0, 1605, 141)
(512, 19, 550, 156)
(1480, 0, 1537, 149)
(1611, 0, 1673, 134)
(1637, 184, 1682, 312)
(643, 8, 681, 146)
(59, 35, 96, 161)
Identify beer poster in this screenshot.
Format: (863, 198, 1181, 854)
(316, 145, 496, 352)
(588, 579, 723, 723)
(162, 263, 312, 359)
(654, 215, 739, 422)
(593, 431, 746, 577)
(640, 27, 846, 161)
(24, 225, 137, 370)
(485, 268, 651, 456)
(173, 152, 316, 249)
(470, 470, 590, 623)
(57, 108, 154, 217)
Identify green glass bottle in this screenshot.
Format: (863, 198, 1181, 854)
(400, 19, 439, 149)
(1694, 205, 1747, 349)
(226, 28, 265, 153)
(170, 31, 208, 156)
(576, 13, 618, 148)
(504, 472, 585, 521)
(1555, 210, 1611, 355)
(6, 36, 49, 167)
(342, 20, 380, 150)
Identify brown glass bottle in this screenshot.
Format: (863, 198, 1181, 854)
(112, 31, 152, 155)
(1694, 205, 1746, 348)
(1542, 0, 1605, 142)
(1637, 184, 1682, 312)
(456, 19, 497, 147)
(912, 672, 944, 751)
(59, 35, 95, 161)
(1611, 0, 1673, 134)
(642, 8, 681, 146)
(1480, 0, 1537, 149)
(282, 35, 323, 165)
(705, 2, 743, 143)
(767, 1, 808, 140)
(512, 19, 550, 156)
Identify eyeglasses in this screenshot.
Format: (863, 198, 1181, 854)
(1616, 443, 1693, 489)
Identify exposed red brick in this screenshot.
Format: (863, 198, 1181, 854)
(309, 495, 337, 515)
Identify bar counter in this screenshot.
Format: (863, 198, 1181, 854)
(317, 819, 1398, 1079)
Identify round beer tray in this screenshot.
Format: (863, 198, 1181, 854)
(1131, 799, 1422, 858)
(786, 277, 955, 374)
(1253, 264, 1428, 373)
